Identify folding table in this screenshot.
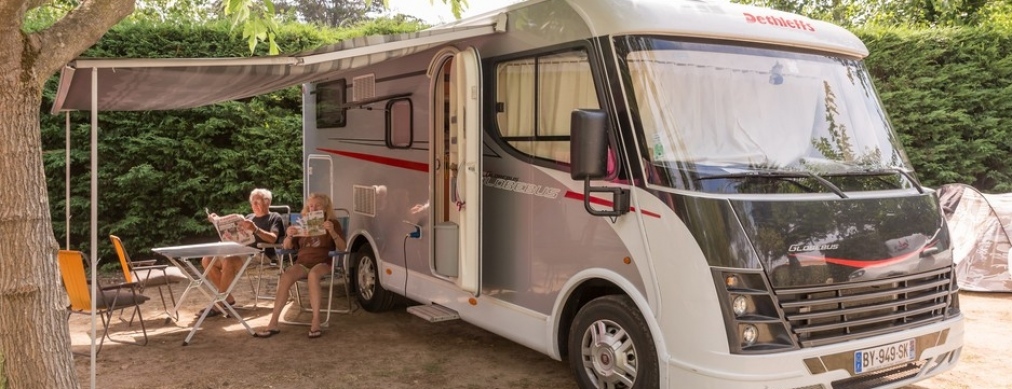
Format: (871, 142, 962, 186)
(152, 242, 262, 345)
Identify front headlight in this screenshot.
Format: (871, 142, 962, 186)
(741, 324, 758, 346)
(732, 295, 749, 316)
(712, 268, 798, 353)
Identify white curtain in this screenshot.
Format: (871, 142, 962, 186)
(629, 52, 820, 167)
(496, 51, 599, 162)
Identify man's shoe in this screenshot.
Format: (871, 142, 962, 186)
(195, 306, 222, 318)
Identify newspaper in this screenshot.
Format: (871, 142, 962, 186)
(206, 208, 255, 246)
(291, 210, 326, 236)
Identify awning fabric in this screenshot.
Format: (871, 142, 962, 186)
(52, 15, 505, 113)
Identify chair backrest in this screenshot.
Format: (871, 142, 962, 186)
(58, 250, 92, 311)
(333, 209, 350, 252)
(269, 205, 292, 229)
(109, 235, 134, 283)
(335, 208, 350, 240)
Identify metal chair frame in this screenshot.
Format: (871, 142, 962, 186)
(249, 205, 291, 308)
(110, 234, 182, 321)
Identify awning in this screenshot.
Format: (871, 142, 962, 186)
(51, 13, 506, 113)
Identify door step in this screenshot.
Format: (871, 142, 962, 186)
(407, 304, 460, 322)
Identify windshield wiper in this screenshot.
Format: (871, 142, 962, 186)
(695, 170, 848, 198)
(819, 166, 924, 194)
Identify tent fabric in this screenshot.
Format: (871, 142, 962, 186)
(939, 183, 1012, 292)
(51, 19, 505, 112)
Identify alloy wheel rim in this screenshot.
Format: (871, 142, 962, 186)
(580, 319, 637, 389)
(357, 255, 376, 300)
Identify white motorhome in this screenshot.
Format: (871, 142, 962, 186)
(54, 0, 964, 387)
(300, 0, 965, 387)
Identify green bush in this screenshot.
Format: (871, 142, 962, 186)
(858, 26, 1012, 192)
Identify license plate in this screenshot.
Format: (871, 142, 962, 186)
(854, 339, 916, 374)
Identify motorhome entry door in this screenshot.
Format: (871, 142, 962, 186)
(430, 47, 482, 295)
(456, 47, 482, 295)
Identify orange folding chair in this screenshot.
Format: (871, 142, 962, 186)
(58, 250, 150, 355)
(111, 235, 186, 320)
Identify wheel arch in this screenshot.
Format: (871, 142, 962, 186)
(346, 230, 378, 264)
(345, 230, 379, 286)
(552, 269, 663, 361)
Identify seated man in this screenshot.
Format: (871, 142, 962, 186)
(200, 188, 285, 316)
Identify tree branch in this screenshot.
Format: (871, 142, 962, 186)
(31, 0, 135, 80)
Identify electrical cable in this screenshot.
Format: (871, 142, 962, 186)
(403, 234, 410, 294)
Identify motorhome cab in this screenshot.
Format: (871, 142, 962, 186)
(303, 0, 964, 387)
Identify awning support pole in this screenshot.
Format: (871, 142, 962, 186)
(89, 66, 98, 388)
(65, 111, 70, 250)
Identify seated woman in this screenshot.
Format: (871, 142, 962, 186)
(254, 192, 346, 339)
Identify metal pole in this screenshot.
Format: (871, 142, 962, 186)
(65, 111, 70, 250)
(89, 66, 98, 388)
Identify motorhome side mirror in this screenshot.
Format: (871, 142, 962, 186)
(570, 109, 609, 181)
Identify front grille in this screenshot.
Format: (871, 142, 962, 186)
(776, 267, 956, 348)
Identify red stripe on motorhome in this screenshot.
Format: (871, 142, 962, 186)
(794, 245, 935, 268)
(318, 148, 429, 172)
(564, 191, 661, 218)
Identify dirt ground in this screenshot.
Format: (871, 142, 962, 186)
(70, 267, 1012, 389)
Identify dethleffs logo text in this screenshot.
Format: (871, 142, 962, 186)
(744, 13, 815, 32)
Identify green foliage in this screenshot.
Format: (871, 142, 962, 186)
(274, 0, 386, 28)
(982, 1, 1012, 29)
(22, 0, 77, 32)
(224, 0, 282, 54)
(857, 26, 1012, 192)
(127, 0, 218, 24)
(337, 15, 430, 38)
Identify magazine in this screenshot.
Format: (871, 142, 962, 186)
(292, 210, 326, 236)
(206, 208, 255, 246)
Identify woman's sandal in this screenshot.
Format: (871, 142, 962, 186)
(253, 329, 281, 338)
(307, 329, 322, 339)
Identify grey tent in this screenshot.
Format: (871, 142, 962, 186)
(939, 183, 1012, 292)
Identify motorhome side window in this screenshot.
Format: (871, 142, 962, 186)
(495, 50, 600, 167)
(386, 98, 412, 148)
(316, 79, 347, 128)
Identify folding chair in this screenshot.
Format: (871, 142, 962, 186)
(110, 235, 186, 321)
(249, 204, 291, 308)
(280, 209, 355, 327)
(58, 250, 150, 356)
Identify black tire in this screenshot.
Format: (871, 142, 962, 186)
(354, 245, 396, 312)
(568, 295, 659, 389)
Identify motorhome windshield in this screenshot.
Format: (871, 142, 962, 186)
(616, 36, 916, 194)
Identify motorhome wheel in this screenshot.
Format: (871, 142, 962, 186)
(568, 295, 658, 389)
(354, 245, 396, 312)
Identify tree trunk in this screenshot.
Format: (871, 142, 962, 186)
(0, 57, 80, 389)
